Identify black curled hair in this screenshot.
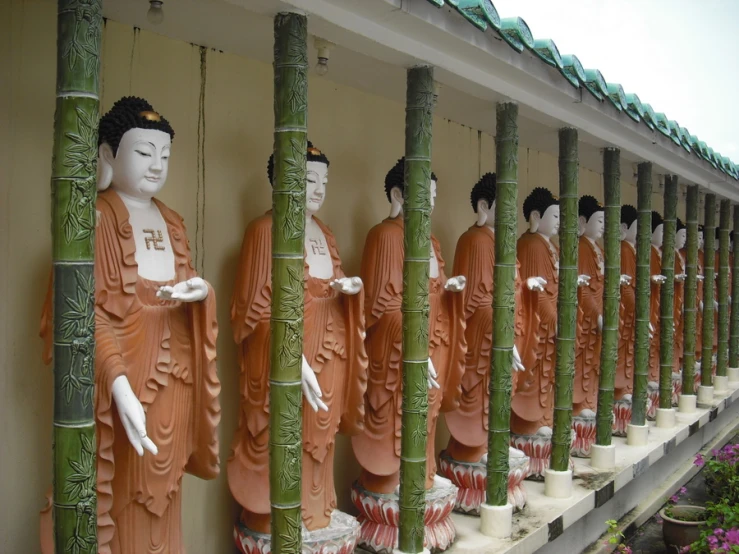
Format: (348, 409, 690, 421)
(579, 195, 603, 220)
(98, 96, 175, 155)
(523, 187, 559, 221)
(384, 157, 438, 202)
(651, 211, 664, 233)
(621, 204, 638, 226)
(267, 141, 329, 186)
(676, 218, 686, 232)
(470, 173, 496, 213)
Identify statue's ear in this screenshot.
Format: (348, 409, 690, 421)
(529, 210, 541, 231)
(390, 186, 403, 205)
(620, 222, 628, 236)
(477, 199, 489, 214)
(97, 143, 114, 191)
(578, 215, 587, 236)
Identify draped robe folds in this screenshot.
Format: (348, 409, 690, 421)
(573, 236, 604, 414)
(39, 189, 221, 554)
(512, 232, 559, 436)
(674, 251, 686, 373)
(351, 217, 466, 492)
(444, 225, 525, 461)
(228, 213, 368, 532)
(616, 241, 637, 398)
(648, 246, 662, 383)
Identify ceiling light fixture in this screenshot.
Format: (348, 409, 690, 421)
(147, 0, 164, 25)
(314, 37, 335, 76)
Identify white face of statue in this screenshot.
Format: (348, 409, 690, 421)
(624, 220, 638, 243)
(698, 231, 704, 249)
(305, 161, 328, 215)
(675, 229, 687, 250)
(537, 204, 560, 237)
(106, 128, 171, 199)
(584, 211, 605, 240)
(652, 224, 664, 247)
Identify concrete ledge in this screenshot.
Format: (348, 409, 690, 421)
(445, 384, 739, 554)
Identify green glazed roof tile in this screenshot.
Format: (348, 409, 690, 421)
(583, 69, 608, 100)
(498, 17, 534, 53)
(606, 83, 627, 112)
(532, 39, 563, 69)
(560, 54, 586, 87)
(624, 93, 645, 122)
(642, 103, 657, 130)
(435, 0, 736, 177)
(653, 113, 672, 138)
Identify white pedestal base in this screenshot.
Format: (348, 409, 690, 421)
(714, 375, 729, 396)
(728, 367, 739, 385)
(544, 468, 572, 499)
(479, 503, 513, 538)
(678, 394, 697, 414)
(626, 423, 649, 446)
(656, 408, 676, 428)
(590, 443, 616, 469)
(697, 385, 714, 406)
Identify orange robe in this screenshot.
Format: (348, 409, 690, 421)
(695, 249, 705, 359)
(445, 225, 525, 462)
(513, 232, 559, 435)
(228, 213, 368, 532)
(647, 246, 662, 383)
(40, 189, 221, 554)
(351, 217, 466, 493)
(674, 250, 686, 373)
(574, 237, 604, 414)
(616, 241, 636, 399)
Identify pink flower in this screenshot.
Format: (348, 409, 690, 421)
(670, 495, 680, 503)
(725, 528, 739, 543)
(679, 487, 687, 495)
(694, 454, 705, 467)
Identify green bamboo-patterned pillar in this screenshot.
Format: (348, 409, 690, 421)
(595, 148, 621, 446)
(630, 163, 652, 430)
(681, 185, 699, 397)
(398, 65, 435, 554)
(729, 205, 739, 371)
(270, 12, 308, 554)
(550, 128, 578, 474)
(486, 102, 518, 509)
(716, 199, 730, 388)
(51, 1, 102, 550)
(700, 194, 716, 394)
(658, 176, 677, 413)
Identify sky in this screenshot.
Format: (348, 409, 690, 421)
(491, 0, 739, 163)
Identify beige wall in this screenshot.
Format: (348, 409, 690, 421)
(2, 2, 684, 552)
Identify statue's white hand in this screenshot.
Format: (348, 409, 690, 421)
(620, 274, 633, 286)
(444, 275, 467, 292)
(112, 375, 158, 456)
(330, 276, 362, 295)
(512, 345, 525, 372)
(157, 277, 208, 302)
(649, 322, 655, 340)
(598, 314, 603, 332)
(697, 274, 705, 282)
(526, 277, 547, 292)
(302, 355, 328, 413)
(714, 300, 719, 311)
(675, 273, 687, 282)
(700, 301, 704, 312)
(651, 275, 667, 284)
(577, 274, 591, 287)
(428, 358, 440, 390)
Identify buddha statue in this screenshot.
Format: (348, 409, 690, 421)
(571, 195, 605, 457)
(438, 173, 529, 513)
(647, 211, 667, 418)
(39, 97, 221, 554)
(672, 219, 688, 404)
(613, 205, 637, 436)
(512, 187, 560, 479)
(692, 225, 706, 384)
(228, 142, 367, 552)
(350, 157, 466, 553)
